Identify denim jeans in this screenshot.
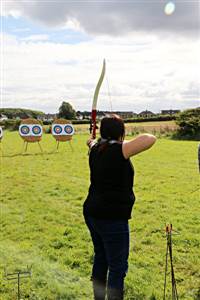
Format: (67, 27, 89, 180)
(85, 216, 130, 300)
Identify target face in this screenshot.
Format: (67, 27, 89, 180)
(64, 125, 74, 135)
(32, 125, 42, 135)
(20, 125, 30, 135)
(0, 126, 3, 138)
(19, 124, 43, 137)
(53, 125, 63, 135)
(52, 124, 74, 136)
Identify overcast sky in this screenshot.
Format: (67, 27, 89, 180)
(1, 0, 200, 113)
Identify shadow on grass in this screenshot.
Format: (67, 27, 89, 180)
(1, 151, 60, 158)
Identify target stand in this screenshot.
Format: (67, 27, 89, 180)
(21, 139, 43, 154)
(52, 119, 74, 152)
(4, 266, 31, 300)
(19, 119, 43, 154)
(55, 139, 73, 151)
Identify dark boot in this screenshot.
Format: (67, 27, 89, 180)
(107, 288, 123, 300)
(92, 278, 106, 300)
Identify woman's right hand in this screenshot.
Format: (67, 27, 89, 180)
(122, 134, 156, 159)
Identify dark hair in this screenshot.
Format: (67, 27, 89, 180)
(100, 114, 125, 141)
(97, 114, 125, 152)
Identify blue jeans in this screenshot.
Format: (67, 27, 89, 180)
(85, 216, 129, 300)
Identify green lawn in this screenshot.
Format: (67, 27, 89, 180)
(0, 131, 199, 300)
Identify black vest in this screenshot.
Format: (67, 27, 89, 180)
(83, 142, 135, 220)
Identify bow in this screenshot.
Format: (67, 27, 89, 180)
(91, 59, 106, 139)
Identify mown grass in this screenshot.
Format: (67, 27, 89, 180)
(0, 130, 199, 300)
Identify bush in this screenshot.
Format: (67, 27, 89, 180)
(42, 120, 52, 125)
(0, 119, 21, 131)
(44, 126, 51, 134)
(174, 107, 200, 139)
(0, 119, 44, 131)
(71, 119, 90, 124)
(0, 108, 44, 119)
(124, 115, 176, 123)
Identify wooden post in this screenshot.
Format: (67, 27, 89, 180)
(38, 142, 43, 153)
(25, 141, 28, 153)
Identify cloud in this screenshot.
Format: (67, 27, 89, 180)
(1, 32, 199, 113)
(13, 27, 31, 33)
(181, 83, 200, 99)
(21, 34, 49, 41)
(2, 0, 199, 37)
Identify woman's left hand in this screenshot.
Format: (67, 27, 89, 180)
(87, 138, 95, 148)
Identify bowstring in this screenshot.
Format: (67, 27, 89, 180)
(106, 75, 113, 113)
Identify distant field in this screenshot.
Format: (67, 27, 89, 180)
(74, 120, 177, 135)
(0, 131, 199, 300)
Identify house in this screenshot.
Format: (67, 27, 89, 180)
(0, 114, 8, 121)
(161, 110, 180, 115)
(97, 111, 106, 120)
(76, 111, 84, 120)
(76, 110, 137, 120)
(112, 111, 135, 119)
(138, 110, 155, 118)
(37, 114, 57, 121)
(102, 111, 137, 119)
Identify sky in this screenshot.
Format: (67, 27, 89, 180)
(1, 0, 200, 113)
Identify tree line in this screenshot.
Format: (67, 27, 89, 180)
(0, 104, 199, 140)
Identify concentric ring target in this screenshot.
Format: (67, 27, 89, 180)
(20, 125, 30, 135)
(64, 124, 74, 135)
(32, 125, 42, 135)
(52, 120, 74, 142)
(53, 125, 62, 135)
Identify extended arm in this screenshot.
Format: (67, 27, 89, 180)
(122, 134, 156, 159)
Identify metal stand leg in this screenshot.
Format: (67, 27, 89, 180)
(25, 142, 28, 153)
(68, 140, 74, 152)
(163, 224, 179, 300)
(4, 267, 31, 300)
(38, 142, 43, 153)
(163, 242, 168, 300)
(17, 272, 20, 300)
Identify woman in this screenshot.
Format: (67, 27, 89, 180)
(83, 115, 156, 300)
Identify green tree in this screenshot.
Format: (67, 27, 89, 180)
(175, 107, 200, 139)
(58, 102, 76, 120)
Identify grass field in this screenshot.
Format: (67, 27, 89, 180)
(0, 129, 199, 300)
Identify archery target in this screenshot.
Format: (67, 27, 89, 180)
(64, 124, 74, 135)
(20, 125, 30, 135)
(52, 124, 74, 136)
(19, 124, 43, 137)
(53, 125, 63, 135)
(0, 126, 3, 139)
(32, 125, 42, 135)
